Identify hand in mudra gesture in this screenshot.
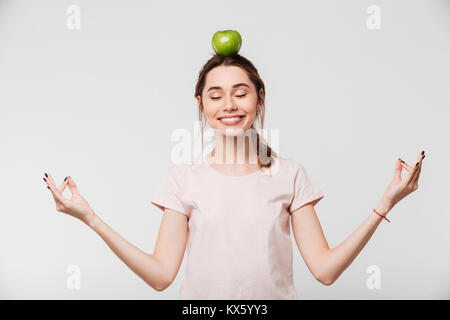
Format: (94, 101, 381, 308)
(380, 150, 425, 211)
(43, 173, 96, 225)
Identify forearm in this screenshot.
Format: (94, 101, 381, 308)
(85, 214, 168, 291)
(318, 201, 392, 285)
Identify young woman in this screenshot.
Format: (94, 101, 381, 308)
(43, 54, 425, 300)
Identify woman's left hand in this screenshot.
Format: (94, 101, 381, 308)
(379, 150, 425, 211)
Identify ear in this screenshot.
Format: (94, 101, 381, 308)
(258, 89, 264, 108)
(196, 95, 202, 110)
(259, 88, 265, 100)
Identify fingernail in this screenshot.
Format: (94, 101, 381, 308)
(64, 177, 68, 181)
(422, 155, 425, 159)
(416, 162, 419, 166)
(421, 151, 425, 155)
(45, 173, 48, 178)
(43, 177, 46, 182)
(47, 186, 50, 189)
(399, 158, 405, 163)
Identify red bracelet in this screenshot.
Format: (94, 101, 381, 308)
(373, 208, 390, 223)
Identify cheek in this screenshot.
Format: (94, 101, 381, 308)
(243, 95, 258, 109)
(247, 112, 258, 126)
(243, 100, 258, 118)
(202, 106, 211, 117)
(202, 104, 219, 121)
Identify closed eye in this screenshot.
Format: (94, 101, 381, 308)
(211, 94, 247, 100)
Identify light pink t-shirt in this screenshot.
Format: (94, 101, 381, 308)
(150, 155, 325, 300)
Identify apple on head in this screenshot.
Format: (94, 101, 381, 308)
(212, 30, 242, 56)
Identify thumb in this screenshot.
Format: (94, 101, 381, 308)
(67, 176, 80, 195)
(394, 158, 403, 181)
(57, 176, 70, 194)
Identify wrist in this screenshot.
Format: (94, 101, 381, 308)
(375, 201, 392, 216)
(84, 212, 99, 229)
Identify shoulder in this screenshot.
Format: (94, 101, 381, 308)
(167, 158, 202, 180)
(164, 160, 188, 181)
(275, 156, 303, 173)
(260, 155, 301, 179)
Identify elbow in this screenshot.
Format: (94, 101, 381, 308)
(315, 273, 336, 286)
(153, 275, 174, 292)
(153, 281, 169, 292)
(149, 258, 175, 292)
(148, 276, 172, 292)
(153, 282, 165, 292)
(154, 285, 166, 292)
(154, 279, 172, 292)
(319, 278, 335, 286)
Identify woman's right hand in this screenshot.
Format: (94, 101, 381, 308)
(43, 173, 96, 225)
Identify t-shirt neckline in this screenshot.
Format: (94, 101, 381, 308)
(203, 156, 263, 179)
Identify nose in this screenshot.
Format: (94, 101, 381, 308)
(222, 92, 238, 112)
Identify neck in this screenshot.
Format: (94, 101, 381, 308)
(210, 128, 259, 166)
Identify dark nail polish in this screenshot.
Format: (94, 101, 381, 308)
(43, 177, 46, 182)
(421, 151, 424, 155)
(416, 162, 419, 166)
(64, 177, 68, 181)
(47, 186, 50, 189)
(422, 155, 425, 159)
(45, 173, 48, 178)
(400, 159, 405, 163)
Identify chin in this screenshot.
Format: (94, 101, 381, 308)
(222, 129, 245, 137)
(217, 126, 253, 137)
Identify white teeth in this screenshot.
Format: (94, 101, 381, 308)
(220, 116, 243, 122)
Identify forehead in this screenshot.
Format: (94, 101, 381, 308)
(204, 65, 251, 90)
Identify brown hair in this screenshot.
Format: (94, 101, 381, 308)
(194, 53, 277, 170)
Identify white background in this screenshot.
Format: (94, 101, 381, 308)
(0, 0, 449, 299)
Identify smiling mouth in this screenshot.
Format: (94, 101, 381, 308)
(218, 115, 246, 125)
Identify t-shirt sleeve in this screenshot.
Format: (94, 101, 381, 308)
(150, 164, 190, 217)
(288, 161, 325, 214)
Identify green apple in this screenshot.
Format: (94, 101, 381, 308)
(212, 30, 242, 56)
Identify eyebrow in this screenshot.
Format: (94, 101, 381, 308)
(206, 83, 250, 93)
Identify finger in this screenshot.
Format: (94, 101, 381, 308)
(44, 173, 67, 204)
(57, 176, 70, 194)
(394, 159, 403, 181)
(412, 151, 425, 185)
(399, 161, 413, 173)
(44, 172, 58, 189)
(67, 176, 80, 196)
(412, 162, 422, 185)
(395, 158, 413, 181)
(407, 150, 424, 184)
(399, 160, 415, 183)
